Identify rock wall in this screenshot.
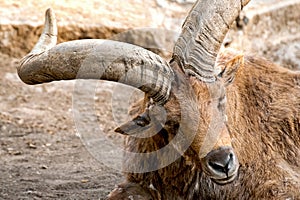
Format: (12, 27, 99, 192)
(0, 0, 299, 69)
(226, 0, 300, 70)
(0, 0, 189, 58)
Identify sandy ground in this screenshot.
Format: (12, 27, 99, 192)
(0, 52, 136, 199)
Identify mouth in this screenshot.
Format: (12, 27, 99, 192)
(211, 172, 237, 185)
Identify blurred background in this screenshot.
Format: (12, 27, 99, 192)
(0, 0, 299, 199)
(1, 0, 299, 68)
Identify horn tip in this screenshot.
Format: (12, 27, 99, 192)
(44, 7, 57, 36)
(45, 8, 54, 18)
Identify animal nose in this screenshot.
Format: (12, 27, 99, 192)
(202, 147, 239, 184)
(208, 151, 233, 176)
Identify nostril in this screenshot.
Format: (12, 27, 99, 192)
(208, 161, 227, 174)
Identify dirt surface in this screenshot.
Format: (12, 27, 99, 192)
(0, 52, 135, 199)
(0, 0, 299, 199)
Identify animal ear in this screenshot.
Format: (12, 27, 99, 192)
(115, 112, 150, 135)
(218, 54, 244, 85)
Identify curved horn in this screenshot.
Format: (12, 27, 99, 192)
(18, 8, 174, 105)
(173, 0, 251, 82)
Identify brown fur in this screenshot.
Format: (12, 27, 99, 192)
(107, 50, 300, 199)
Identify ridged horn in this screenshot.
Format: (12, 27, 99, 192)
(17, 8, 174, 105)
(173, 0, 251, 82)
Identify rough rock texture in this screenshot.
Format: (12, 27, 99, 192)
(226, 0, 300, 70)
(1, 0, 299, 69)
(0, 0, 189, 58)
